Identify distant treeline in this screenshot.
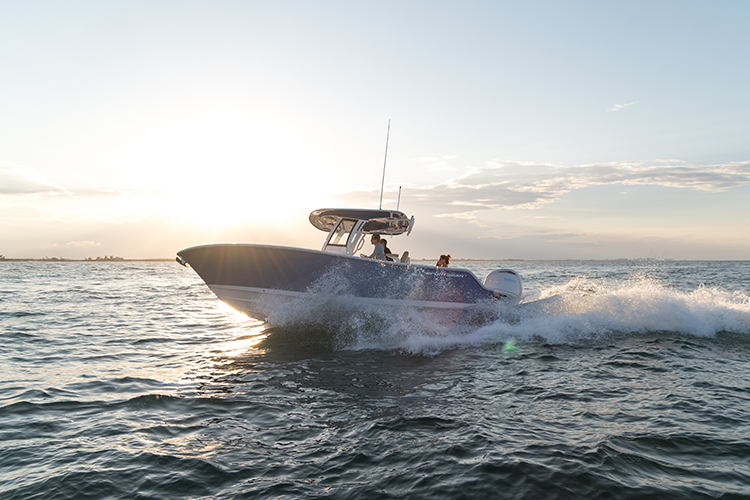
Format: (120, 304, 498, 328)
(0, 256, 173, 262)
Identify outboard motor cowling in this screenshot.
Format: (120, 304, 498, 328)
(485, 269, 523, 300)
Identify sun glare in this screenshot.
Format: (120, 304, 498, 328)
(115, 110, 329, 227)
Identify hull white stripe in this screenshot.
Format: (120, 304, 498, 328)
(208, 284, 483, 310)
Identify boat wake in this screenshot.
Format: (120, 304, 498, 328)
(480, 276, 750, 347)
(257, 275, 750, 355)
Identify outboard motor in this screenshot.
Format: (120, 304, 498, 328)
(485, 269, 523, 300)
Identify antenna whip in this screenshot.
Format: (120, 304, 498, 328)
(379, 119, 390, 210)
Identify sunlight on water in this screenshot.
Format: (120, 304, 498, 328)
(213, 321, 268, 358)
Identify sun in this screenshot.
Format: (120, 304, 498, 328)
(115, 110, 330, 227)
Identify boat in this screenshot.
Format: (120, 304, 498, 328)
(176, 208, 523, 325)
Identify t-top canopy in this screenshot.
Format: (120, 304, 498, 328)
(309, 208, 413, 235)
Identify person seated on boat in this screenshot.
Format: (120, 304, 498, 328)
(400, 251, 410, 264)
(436, 254, 451, 267)
(380, 237, 395, 262)
(361, 233, 387, 260)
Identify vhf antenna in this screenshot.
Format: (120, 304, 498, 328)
(379, 119, 390, 210)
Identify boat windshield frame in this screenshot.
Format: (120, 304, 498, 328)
(321, 218, 368, 255)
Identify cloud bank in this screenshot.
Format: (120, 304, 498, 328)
(0, 161, 69, 195)
(334, 159, 750, 217)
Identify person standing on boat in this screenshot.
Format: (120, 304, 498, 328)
(362, 233, 387, 260)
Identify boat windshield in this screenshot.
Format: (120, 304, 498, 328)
(328, 219, 356, 247)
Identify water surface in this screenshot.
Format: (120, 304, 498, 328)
(2, 260, 749, 499)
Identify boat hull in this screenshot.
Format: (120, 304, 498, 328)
(177, 244, 508, 323)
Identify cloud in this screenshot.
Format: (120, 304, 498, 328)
(416, 155, 460, 171)
(607, 101, 639, 111)
(93, 188, 165, 197)
(50, 241, 102, 248)
(0, 160, 69, 195)
(330, 159, 750, 217)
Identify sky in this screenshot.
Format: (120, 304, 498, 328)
(1, 0, 749, 260)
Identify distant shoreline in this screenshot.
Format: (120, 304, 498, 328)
(0, 258, 175, 262)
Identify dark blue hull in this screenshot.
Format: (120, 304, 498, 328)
(177, 244, 503, 322)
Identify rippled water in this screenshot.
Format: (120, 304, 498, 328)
(2, 260, 750, 499)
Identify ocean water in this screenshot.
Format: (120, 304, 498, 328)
(1, 260, 750, 499)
